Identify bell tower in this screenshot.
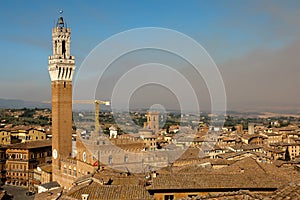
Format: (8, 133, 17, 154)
(144, 111, 159, 133)
(48, 11, 75, 181)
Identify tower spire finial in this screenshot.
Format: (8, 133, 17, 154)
(57, 9, 65, 28)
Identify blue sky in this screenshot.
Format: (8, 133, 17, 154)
(1, 1, 300, 111)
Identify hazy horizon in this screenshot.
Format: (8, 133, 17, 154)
(1, 1, 300, 112)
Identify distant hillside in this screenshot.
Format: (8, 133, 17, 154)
(0, 98, 50, 109)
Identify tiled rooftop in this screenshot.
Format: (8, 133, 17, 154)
(34, 187, 63, 200)
(266, 182, 300, 199)
(149, 157, 300, 191)
(40, 181, 60, 189)
(147, 173, 278, 190)
(39, 164, 52, 173)
(7, 139, 52, 149)
(64, 181, 153, 200)
(180, 190, 263, 200)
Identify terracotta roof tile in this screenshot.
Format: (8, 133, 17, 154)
(266, 182, 300, 199)
(147, 173, 278, 190)
(180, 190, 263, 199)
(39, 164, 52, 173)
(65, 181, 153, 200)
(7, 139, 52, 149)
(34, 187, 63, 200)
(148, 157, 300, 192)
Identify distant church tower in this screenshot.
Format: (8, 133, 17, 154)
(48, 12, 75, 182)
(144, 111, 159, 133)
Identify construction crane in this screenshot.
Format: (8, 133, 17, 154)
(74, 100, 110, 134)
(42, 100, 110, 135)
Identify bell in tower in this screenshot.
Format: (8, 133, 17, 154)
(57, 17, 65, 28)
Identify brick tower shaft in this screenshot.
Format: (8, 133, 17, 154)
(48, 13, 75, 183)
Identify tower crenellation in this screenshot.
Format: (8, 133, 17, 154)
(48, 15, 75, 82)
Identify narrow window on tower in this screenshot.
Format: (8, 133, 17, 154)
(62, 40, 66, 58)
(68, 68, 72, 79)
(58, 67, 61, 79)
(64, 82, 66, 88)
(54, 41, 57, 54)
(65, 68, 69, 79)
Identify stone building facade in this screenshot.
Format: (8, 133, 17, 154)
(4, 140, 52, 188)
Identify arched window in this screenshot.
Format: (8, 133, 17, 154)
(109, 155, 113, 165)
(73, 167, 77, 177)
(63, 165, 67, 174)
(68, 166, 72, 175)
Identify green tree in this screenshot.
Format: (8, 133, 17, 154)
(232, 126, 236, 131)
